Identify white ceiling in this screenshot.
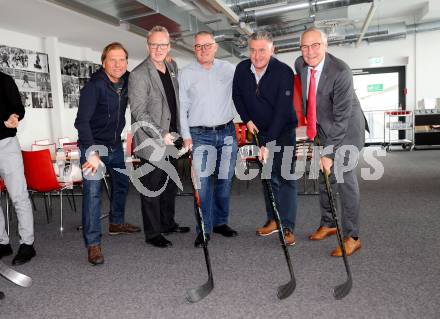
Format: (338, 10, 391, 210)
(0, 0, 439, 60)
(0, 0, 192, 61)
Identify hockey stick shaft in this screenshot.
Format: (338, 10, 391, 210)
(186, 157, 214, 303)
(316, 135, 352, 299)
(254, 133, 296, 299)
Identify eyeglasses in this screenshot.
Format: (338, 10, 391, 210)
(148, 43, 170, 50)
(194, 43, 215, 51)
(300, 42, 321, 51)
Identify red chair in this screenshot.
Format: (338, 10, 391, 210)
(0, 178, 10, 235)
(234, 123, 248, 147)
(31, 143, 56, 160)
(22, 149, 71, 233)
(293, 74, 306, 127)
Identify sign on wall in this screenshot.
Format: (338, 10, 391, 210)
(0, 44, 52, 108)
(60, 57, 100, 109)
(367, 83, 384, 92)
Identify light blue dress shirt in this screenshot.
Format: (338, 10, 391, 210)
(178, 58, 236, 139)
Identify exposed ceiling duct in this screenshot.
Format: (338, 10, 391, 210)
(239, 0, 373, 23)
(227, 0, 284, 12)
(275, 20, 440, 53)
(44, 0, 440, 60)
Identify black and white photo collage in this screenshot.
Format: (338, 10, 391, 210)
(0, 44, 52, 108)
(60, 57, 100, 108)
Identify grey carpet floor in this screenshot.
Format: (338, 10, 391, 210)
(1, 148, 439, 319)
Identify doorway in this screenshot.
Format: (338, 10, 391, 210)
(353, 66, 406, 144)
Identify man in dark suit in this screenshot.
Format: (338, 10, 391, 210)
(129, 26, 190, 248)
(295, 27, 367, 256)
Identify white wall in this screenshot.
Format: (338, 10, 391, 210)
(277, 30, 440, 110)
(1, 25, 198, 150)
(0, 27, 144, 149)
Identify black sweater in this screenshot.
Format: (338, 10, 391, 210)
(232, 57, 297, 145)
(0, 71, 25, 140)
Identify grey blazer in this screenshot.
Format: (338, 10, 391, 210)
(295, 53, 367, 154)
(128, 58, 180, 160)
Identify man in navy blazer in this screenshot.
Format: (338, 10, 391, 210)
(295, 27, 367, 257)
(233, 30, 298, 246)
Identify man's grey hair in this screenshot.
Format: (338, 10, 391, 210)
(194, 31, 215, 42)
(300, 27, 328, 46)
(248, 30, 273, 44)
(147, 25, 170, 42)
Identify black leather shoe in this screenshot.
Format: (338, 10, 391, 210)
(12, 244, 36, 266)
(213, 224, 238, 237)
(146, 235, 172, 248)
(0, 244, 13, 259)
(162, 225, 191, 235)
(194, 232, 210, 248)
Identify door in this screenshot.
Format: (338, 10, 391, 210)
(353, 66, 406, 144)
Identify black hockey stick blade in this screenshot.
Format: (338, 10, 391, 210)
(276, 233, 297, 300)
(0, 261, 32, 288)
(322, 170, 353, 300)
(277, 277, 296, 299)
(186, 275, 214, 303)
(333, 274, 352, 300)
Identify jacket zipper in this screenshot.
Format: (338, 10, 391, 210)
(107, 81, 123, 147)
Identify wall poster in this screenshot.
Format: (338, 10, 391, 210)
(0, 44, 52, 108)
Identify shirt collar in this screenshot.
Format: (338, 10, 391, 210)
(196, 58, 218, 70)
(250, 62, 269, 78)
(308, 55, 325, 73)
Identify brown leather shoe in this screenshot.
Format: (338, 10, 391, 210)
(309, 226, 337, 240)
(256, 220, 278, 236)
(88, 245, 104, 265)
(283, 229, 296, 246)
(109, 223, 141, 235)
(331, 237, 361, 257)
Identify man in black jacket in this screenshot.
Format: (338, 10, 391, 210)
(75, 43, 140, 266)
(0, 71, 36, 265)
(232, 31, 298, 246)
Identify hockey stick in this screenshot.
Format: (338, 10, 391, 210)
(322, 169, 352, 299)
(254, 133, 296, 299)
(0, 261, 32, 288)
(186, 157, 214, 303)
(315, 135, 352, 299)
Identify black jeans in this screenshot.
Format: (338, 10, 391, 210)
(139, 157, 178, 240)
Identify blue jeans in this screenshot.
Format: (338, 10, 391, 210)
(190, 122, 238, 234)
(80, 145, 129, 246)
(261, 129, 298, 231)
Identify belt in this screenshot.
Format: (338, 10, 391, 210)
(191, 121, 232, 131)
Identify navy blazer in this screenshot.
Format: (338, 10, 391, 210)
(232, 57, 297, 145)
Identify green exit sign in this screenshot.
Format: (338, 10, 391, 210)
(367, 84, 384, 92)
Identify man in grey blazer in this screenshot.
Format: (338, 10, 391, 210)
(129, 26, 190, 248)
(295, 27, 367, 257)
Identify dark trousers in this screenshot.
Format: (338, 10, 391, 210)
(139, 157, 178, 240)
(261, 129, 298, 231)
(319, 166, 360, 238)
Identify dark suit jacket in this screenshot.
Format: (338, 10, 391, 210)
(129, 58, 179, 160)
(295, 53, 367, 155)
